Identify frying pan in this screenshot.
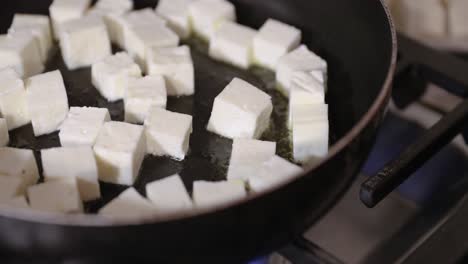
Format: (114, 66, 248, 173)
(0, 0, 396, 262)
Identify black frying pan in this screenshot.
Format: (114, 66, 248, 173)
(0, 0, 396, 262)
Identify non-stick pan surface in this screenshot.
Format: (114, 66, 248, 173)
(0, 0, 396, 262)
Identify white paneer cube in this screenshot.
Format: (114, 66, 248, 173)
(146, 45, 194, 96)
(107, 8, 167, 48)
(59, 107, 111, 147)
(207, 78, 273, 139)
(144, 108, 192, 160)
(25, 70, 69, 136)
(99, 187, 156, 219)
(41, 147, 100, 202)
(193, 180, 246, 210)
(145, 174, 193, 216)
(311, 70, 326, 85)
(291, 71, 327, 98)
(293, 120, 329, 164)
(126, 24, 179, 68)
(28, 179, 83, 213)
(189, 0, 236, 41)
(0, 119, 8, 147)
(1, 196, 29, 209)
(393, 0, 446, 38)
(0, 176, 23, 202)
(0, 148, 39, 193)
(94, 0, 133, 15)
(227, 139, 276, 181)
(276, 45, 327, 96)
(123, 8, 167, 29)
(86, 8, 115, 20)
(0, 68, 30, 130)
(448, 0, 468, 38)
(0, 33, 44, 78)
(125, 76, 167, 124)
(289, 103, 328, 129)
(92, 52, 142, 102)
(209, 22, 257, 69)
(253, 19, 301, 70)
(288, 88, 327, 128)
(59, 16, 112, 70)
(9, 14, 53, 63)
(248, 155, 303, 193)
(49, 0, 91, 39)
(94, 122, 146, 185)
(102, 14, 125, 46)
(156, 0, 193, 39)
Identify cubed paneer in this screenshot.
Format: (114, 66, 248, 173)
(0, 148, 39, 193)
(156, 0, 193, 39)
(291, 71, 327, 98)
(1, 196, 29, 209)
(0, 119, 8, 147)
(146, 174, 193, 216)
(125, 24, 179, 68)
(192, 180, 246, 210)
(59, 107, 111, 147)
(289, 103, 328, 129)
(41, 147, 100, 202)
(146, 45, 194, 96)
(144, 108, 192, 160)
(248, 155, 303, 193)
(93, 0, 133, 15)
(9, 14, 53, 63)
(448, 0, 468, 37)
(276, 45, 327, 96)
(25, 70, 69, 136)
(253, 19, 301, 70)
(189, 0, 236, 41)
(49, 0, 91, 39)
(59, 16, 111, 70)
(207, 78, 272, 139)
(124, 75, 167, 124)
(99, 187, 156, 219)
(94, 122, 146, 185)
(123, 8, 167, 29)
(92, 52, 142, 102)
(288, 88, 327, 128)
(209, 21, 257, 69)
(102, 14, 125, 46)
(0, 68, 30, 130)
(393, 0, 446, 38)
(86, 8, 114, 19)
(227, 139, 276, 181)
(106, 8, 166, 48)
(0, 176, 23, 202)
(27, 178, 83, 213)
(0, 33, 44, 78)
(310, 70, 326, 85)
(293, 120, 329, 164)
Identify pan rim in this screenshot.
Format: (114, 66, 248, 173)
(0, 0, 397, 227)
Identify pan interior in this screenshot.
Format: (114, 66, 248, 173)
(7, 32, 318, 214)
(1, 0, 393, 217)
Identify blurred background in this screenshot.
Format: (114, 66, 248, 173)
(387, 0, 468, 51)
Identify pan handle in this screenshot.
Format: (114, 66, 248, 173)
(360, 99, 468, 208)
(360, 35, 468, 208)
